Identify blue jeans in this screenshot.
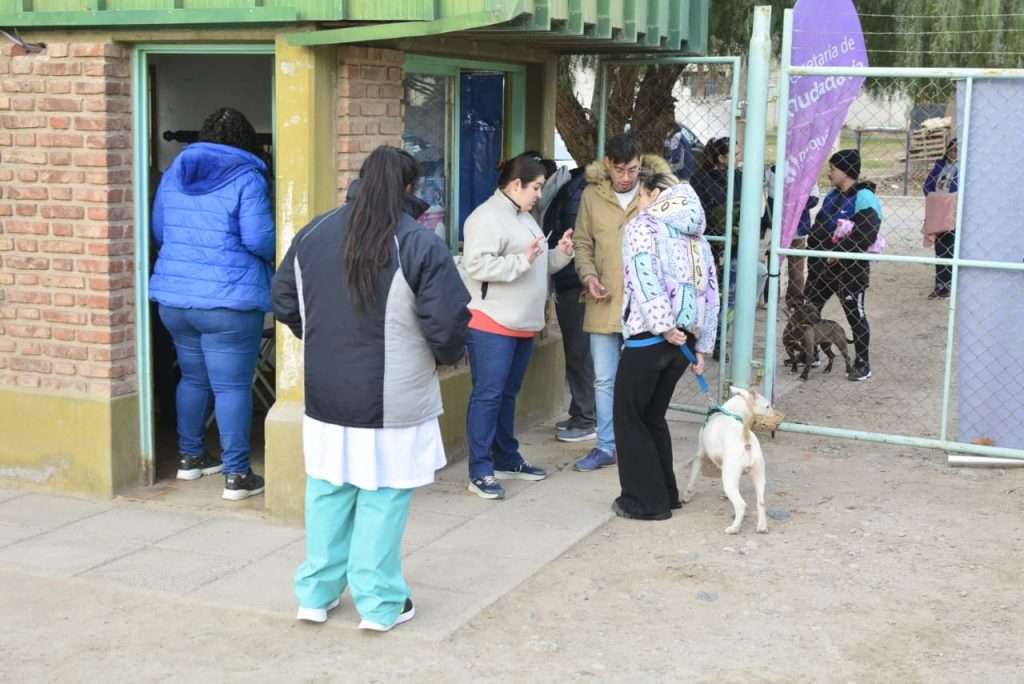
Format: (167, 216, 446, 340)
(466, 329, 533, 480)
(158, 305, 264, 475)
(590, 332, 622, 455)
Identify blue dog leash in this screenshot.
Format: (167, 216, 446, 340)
(622, 335, 710, 394)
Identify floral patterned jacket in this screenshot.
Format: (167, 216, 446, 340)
(621, 182, 720, 354)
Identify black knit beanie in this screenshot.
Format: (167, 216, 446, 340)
(829, 149, 861, 180)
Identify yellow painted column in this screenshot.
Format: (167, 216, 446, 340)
(265, 37, 337, 523)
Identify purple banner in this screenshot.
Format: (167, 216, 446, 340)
(781, 0, 868, 248)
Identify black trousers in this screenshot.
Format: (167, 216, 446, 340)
(934, 231, 955, 292)
(555, 287, 595, 425)
(806, 281, 871, 369)
(613, 338, 690, 517)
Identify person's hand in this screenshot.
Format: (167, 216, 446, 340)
(558, 229, 574, 256)
(525, 237, 545, 264)
(692, 352, 706, 376)
(586, 276, 610, 300)
(663, 329, 688, 346)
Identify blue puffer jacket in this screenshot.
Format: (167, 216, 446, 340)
(150, 142, 275, 312)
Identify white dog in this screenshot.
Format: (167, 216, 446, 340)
(682, 386, 780, 535)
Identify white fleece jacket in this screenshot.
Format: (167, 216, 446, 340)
(462, 190, 572, 332)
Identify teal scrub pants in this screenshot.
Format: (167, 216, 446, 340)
(294, 476, 413, 627)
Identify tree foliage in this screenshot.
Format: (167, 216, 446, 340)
(708, 0, 1024, 68)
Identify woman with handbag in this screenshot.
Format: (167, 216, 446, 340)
(922, 138, 959, 299)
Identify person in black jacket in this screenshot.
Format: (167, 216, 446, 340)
(544, 165, 597, 442)
(806, 149, 883, 382)
(273, 146, 470, 632)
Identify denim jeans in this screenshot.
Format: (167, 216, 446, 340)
(158, 305, 264, 475)
(589, 332, 622, 455)
(555, 288, 595, 425)
(466, 329, 533, 480)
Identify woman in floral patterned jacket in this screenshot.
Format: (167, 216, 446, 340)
(612, 173, 719, 521)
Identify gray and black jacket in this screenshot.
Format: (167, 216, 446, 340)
(272, 200, 471, 429)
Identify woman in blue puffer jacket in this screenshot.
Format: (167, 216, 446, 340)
(150, 108, 275, 501)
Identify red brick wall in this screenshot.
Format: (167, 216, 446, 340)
(0, 42, 135, 398)
(336, 46, 405, 202)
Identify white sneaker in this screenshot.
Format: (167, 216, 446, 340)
(296, 597, 340, 624)
(358, 599, 415, 632)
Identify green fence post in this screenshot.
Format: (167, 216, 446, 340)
(730, 5, 772, 389)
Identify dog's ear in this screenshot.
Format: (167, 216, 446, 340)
(729, 385, 751, 399)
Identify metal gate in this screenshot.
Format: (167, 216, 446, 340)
(761, 9, 1024, 463)
(596, 55, 743, 410)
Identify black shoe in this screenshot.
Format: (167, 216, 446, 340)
(222, 470, 265, 501)
(848, 366, 872, 382)
(671, 500, 683, 511)
(612, 499, 672, 521)
(176, 453, 223, 481)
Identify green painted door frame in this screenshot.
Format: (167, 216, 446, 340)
(132, 43, 275, 485)
(404, 54, 526, 252)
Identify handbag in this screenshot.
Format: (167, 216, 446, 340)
(922, 191, 957, 246)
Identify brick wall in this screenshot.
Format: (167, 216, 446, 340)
(0, 42, 135, 399)
(336, 46, 405, 202)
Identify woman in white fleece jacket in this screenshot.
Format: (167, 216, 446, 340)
(612, 173, 719, 521)
(461, 154, 574, 500)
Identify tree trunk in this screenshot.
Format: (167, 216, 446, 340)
(556, 59, 686, 166)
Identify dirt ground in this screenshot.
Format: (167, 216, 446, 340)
(461, 428, 1024, 683)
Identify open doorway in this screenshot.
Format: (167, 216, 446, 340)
(136, 48, 275, 503)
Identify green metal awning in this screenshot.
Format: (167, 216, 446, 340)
(1, 0, 708, 54)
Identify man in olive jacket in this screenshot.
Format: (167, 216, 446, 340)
(571, 133, 673, 472)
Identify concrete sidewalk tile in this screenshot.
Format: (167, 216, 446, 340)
(79, 546, 247, 594)
(0, 526, 146, 578)
(425, 512, 597, 562)
(396, 585, 477, 641)
(0, 489, 26, 504)
(155, 517, 303, 561)
(0, 522, 46, 549)
(402, 546, 522, 595)
(403, 510, 468, 553)
(0, 494, 111, 530)
(194, 541, 306, 616)
(409, 487, 491, 518)
(58, 507, 203, 544)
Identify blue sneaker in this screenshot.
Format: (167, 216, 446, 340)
(574, 448, 616, 472)
(494, 462, 548, 481)
(468, 476, 505, 500)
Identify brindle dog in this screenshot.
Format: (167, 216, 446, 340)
(783, 302, 854, 381)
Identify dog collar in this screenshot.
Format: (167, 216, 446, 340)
(705, 405, 746, 425)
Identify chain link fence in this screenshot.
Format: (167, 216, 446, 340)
(598, 58, 741, 407)
(767, 74, 1024, 457)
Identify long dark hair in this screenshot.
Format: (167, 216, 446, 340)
(199, 107, 262, 159)
(345, 146, 421, 309)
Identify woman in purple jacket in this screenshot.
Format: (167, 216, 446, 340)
(150, 108, 275, 501)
